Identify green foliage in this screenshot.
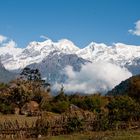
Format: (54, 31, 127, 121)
(0, 68, 52, 114)
(66, 117, 84, 133)
(50, 86, 70, 113)
(83, 96, 102, 112)
(70, 94, 108, 113)
(107, 96, 140, 121)
(32, 92, 43, 103)
(0, 103, 14, 114)
(40, 100, 52, 112)
(54, 85, 68, 102)
(19, 68, 50, 104)
(1, 69, 140, 134)
(69, 95, 85, 108)
(9, 84, 33, 107)
(52, 101, 70, 113)
(0, 83, 8, 89)
(108, 75, 140, 102)
(93, 114, 110, 131)
(20, 67, 42, 81)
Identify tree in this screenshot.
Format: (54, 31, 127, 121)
(9, 81, 33, 107)
(54, 85, 68, 102)
(20, 68, 51, 103)
(20, 67, 41, 81)
(107, 96, 140, 122)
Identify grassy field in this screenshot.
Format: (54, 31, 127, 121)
(0, 115, 140, 140)
(0, 114, 38, 126)
(39, 130, 140, 140)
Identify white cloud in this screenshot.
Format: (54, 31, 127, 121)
(0, 35, 7, 43)
(0, 34, 17, 48)
(40, 35, 50, 40)
(129, 20, 140, 36)
(53, 62, 132, 94)
(4, 40, 17, 48)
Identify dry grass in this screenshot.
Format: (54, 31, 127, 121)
(0, 114, 38, 127)
(39, 130, 140, 140)
(0, 112, 61, 127)
(0, 115, 140, 140)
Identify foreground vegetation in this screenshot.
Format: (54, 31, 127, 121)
(0, 68, 140, 139)
(44, 130, 140, 140)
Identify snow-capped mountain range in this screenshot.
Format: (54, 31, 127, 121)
(1, 38, 140, 83)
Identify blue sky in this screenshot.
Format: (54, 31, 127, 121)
(0, 0, 140, 48)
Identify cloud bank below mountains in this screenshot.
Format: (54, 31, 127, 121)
(53, 62, 132, 94)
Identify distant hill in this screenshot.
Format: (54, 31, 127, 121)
(107, 75, 140, 99)
(0, 61, 15, 83)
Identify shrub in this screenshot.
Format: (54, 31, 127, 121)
(0, 103, 14, 114)
(66, 117, 84, 133)
(52, 101, 70, 113)
(40, 100, 52, 112)
(93, 114, 110, 131)
(107, 96, 140, 122)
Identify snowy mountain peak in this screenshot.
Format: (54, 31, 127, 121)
(27, 39, 53, 50)
(1, 38, 81, 70)
(113, 42, 140, 49)
(57, 39, 80, 52)
(26, 38, 79, 55)
(86, 42, 108, 51)
(1, 38, 140, 77)
(76, 42, 109, 61)
(88, 42, 107, 47)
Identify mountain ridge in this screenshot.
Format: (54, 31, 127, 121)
(107, 74, 140, 100)
(0, 38, 140, 86)
(1, 39, 140, 71)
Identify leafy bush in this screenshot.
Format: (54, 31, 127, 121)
(66, 117, 84, 133)
(52, 101, 70, 113)
(93, 114, 110, 131)
(70, 94, 108, 113)
(0, 103, 14, 114)
(40, 100, 52, 112)
(107, 96, 140, 121)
